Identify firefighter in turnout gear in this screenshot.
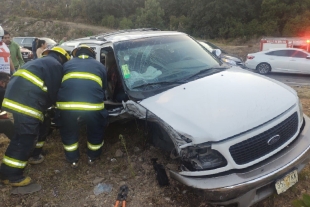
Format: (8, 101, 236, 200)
(56, 45, 108, 168)
(0, 47, 70, 187)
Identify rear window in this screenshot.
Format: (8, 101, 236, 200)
(40, 38, 56, 45)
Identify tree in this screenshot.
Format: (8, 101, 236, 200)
(135, 0, 165, 29)
(119, 17, 134, 29)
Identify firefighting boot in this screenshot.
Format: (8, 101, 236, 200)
(28, 154, 45, 165)
(87, 157, 99, 165)
(71, 160, 79, 169)
(3, 176, 32, 187)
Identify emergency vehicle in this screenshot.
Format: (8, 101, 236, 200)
(260, 37, 310, 52)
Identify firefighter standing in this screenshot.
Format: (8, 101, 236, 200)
(0, 47, 70, 186)
(56, 45, 108, 168)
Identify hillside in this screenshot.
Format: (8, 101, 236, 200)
(1, 15, 114, 42)
(2, 0, 310, 39)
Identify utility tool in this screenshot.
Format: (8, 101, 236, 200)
(114, 185, 128, 207)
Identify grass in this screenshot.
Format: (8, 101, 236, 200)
(119, 134, 136, 177)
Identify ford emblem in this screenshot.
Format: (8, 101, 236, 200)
(267, 135, 281, 145)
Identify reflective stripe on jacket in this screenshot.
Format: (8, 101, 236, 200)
(62, 72, 102, 87)
(56, 56, 107, 112)
(3, 53, 64, 122)
(14, 69, 48, 92)
(56, 102, 104, 110)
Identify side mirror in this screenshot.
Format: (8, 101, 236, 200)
(212, 49, 221, 57)
(306, 56, 310, 59)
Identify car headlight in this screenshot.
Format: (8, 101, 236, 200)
(222, 58, 236, 66)
(182, 144, 227, 171)
(299, 99, 304, 124)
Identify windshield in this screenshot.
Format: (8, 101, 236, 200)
(114, 34, 222, 91)
(199, 41, 214, 52)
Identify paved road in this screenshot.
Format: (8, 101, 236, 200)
(265, 73, 310, 86)
(245, 69, 310, 86)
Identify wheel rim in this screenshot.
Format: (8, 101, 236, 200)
(257, 63, 270, 74)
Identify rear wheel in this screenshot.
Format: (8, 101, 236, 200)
(256, 63, 271, 74)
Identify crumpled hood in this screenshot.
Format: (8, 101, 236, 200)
(139, 67, 298, 144)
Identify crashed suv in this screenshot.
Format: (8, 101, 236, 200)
(74, 29, 310, 207)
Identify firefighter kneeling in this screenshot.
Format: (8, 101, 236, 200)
(56, 45, 108, 168)
(0, 47, 70, 186)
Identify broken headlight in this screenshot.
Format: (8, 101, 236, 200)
(182, 145, 227, 171)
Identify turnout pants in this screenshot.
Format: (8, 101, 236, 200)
(58, 110, 108, 162)
(0, 119, 14, 140)
(0, 113, 50, 181)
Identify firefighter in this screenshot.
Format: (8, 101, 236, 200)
(0, 46, 71, 187)
(56, 45, 108, 168)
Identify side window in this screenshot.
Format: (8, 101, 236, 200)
(265, 51, 275, 56)
(284, 50, 295, 57)
(100, 47, 115, 69)
(291, 51, 308, 58)
(272, 50, 289, 57)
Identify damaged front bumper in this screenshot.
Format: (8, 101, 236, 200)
(170, 115, 310, 207)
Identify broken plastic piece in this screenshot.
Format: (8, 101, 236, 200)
(151, 158, 169, 187)
(93, 183, 112, 195)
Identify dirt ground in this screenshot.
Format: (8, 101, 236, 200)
(0, 19, 310, 206)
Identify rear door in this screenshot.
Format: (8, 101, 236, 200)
(288, 50, 310, 74)
(265, 50, 292, 73)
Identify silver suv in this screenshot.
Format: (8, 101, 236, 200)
(13, 37, 57, 50)
(71, 29, 310, 207)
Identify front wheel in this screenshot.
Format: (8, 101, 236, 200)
(256, 63, 271, 74)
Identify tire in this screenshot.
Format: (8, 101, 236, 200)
(256, 63, 271, 74)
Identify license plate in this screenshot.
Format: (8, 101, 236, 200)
(275, 170, 298, 194)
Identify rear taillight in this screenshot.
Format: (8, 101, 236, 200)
(247, 55, 255, 60)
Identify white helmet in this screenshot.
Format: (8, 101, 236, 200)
(0, 26, 4, 37)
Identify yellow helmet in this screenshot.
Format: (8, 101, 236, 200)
(42, 46, 71, 62)
(71, 44, 96, 58)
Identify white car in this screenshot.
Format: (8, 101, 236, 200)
(67, 30, 310, 207)
(245, 48, 310, 74)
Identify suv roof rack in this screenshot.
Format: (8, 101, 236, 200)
(93, 28, 161, 40)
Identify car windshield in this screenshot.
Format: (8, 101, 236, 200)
(199, 41, 214, 52)
(114, 34, 223, 91)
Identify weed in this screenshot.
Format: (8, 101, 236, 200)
(8, 16, 17, 21)
(119, 134, 135, 177)
(292, 194, 310, 207)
